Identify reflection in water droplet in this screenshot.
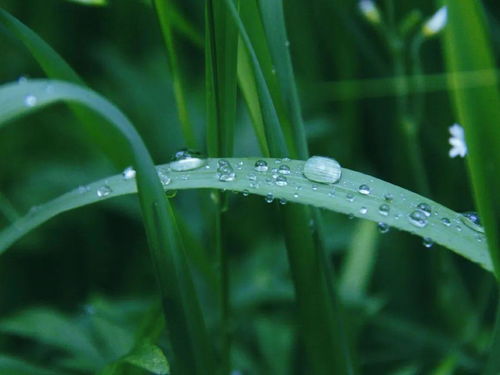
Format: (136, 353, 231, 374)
(358, 184, 371, 195)
(417, 202, 432, 217)
(24, 94, 37, 107)
(441, 217, 451, 226)
(255, 160, 268, 172)
(460, 212, 485, 233)
(378, 222, 390, 234)
(97, 185, 112, 197)
(278, 165, 291, 175)
(170, 149, 206, 171)
(265, 193, 274, 203)
(275, 176, 288, 186)
(408, 210, 428, 228)
(303, 156, 342, 184)
(378, 203, 390, 216)
(422, 237, 434, 248)
(122, 166, 136, 179)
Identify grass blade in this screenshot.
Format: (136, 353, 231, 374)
(0, 79, 215, 375)
(0, 8, 129, 165)
(153, 0, 197, 149)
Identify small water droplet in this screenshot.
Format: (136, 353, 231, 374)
(158, 169, 171, 186)
(17, 76, 28, 84)
(359, 206, 368, 215)
(440, 217, 451, 226)
(358, 184, 371, 195)
(456, 225, 462, 232)
(328, 189, 336, 197)
(460, 212, 485, 233)
(122, 166, 136, 179)
(278, 165, 291, 175)
(247, 173, 257, 182)
(242, 189, 249, 197)
(255, 160, 268, 172)
(218, 164, 236, 182)
(271, 67, 276, 75)
(236, 161, 244, 170)
(24, 94, 37, 107)
(408, 210, 428, 228)
(275, 175, 288, 186)
(265, 193, 274, 203)
(311, 184, 318, 191)
(293, 192, 299, 198)
(378, 222, 390, 234)
(378, 203, 390, 216)
(279, 198, 287, 205)
(77, 185, 90, 194)
(416, 202, 432, 217)
(170, 149, 206, 171)
(422, 237, 434, 248)
(303, 156, 342, 184)
(165, 190, 177, 198)
(384, 193, 394, 202)
(346, 193, 355, 202)
(97, 185, 112, 197)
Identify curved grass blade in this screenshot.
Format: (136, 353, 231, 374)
(153, 0, 197, 149)
(0, 79, 215, 375)
(0, 8, 129, 165)
(0, 158, 491, 274)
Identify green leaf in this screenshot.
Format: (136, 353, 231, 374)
(64, 0, 108, 6)
(0, 79, 215, 375)
(122, 343, 169, 375)
(0, 355, 69, 375)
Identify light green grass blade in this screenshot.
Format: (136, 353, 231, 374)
(0, 8, 129, 165)
(257, 0, 308, 159)
(443, 0, 500, 278)
(0, 157, 490, 267)
(0, 79, 215, 375)
(153, 0, 197, 149)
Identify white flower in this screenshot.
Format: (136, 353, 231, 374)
(448, 123, 467, 158)
(358, 0, 381, 25)
(422, 6, 447, 37)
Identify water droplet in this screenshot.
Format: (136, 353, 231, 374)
(265, 193, 274, 203)
(408, 210, 428, 228)
(303, 156, 342, 184)
(242, 189, 249, 197)
(17, 76, 28, 84)
(165, 190, 177, 198)
(24, 94, 37, 107)
(275, 175, 288, 186)
(378, 203, 390, 216)
(456, 225, 462, 232)
(97, 185, 112, 197)
(440, 217, 451, 226)
(328, 189, 336, 197)
(293, 192, 299, 198)
(279, 198, 287, 205)
(271, 67, 276, 75)
(247, 173, 257, 182)
(77, 185, 90, 194)
(384, 193, 394, 202)
(359, 206, 368, 215)
(378, 222, 390, 234)
(158, 169, 171, 186)
(236, 161, 244, 170)
(346, 193, 355, 202)
(217, 161, 236, 182)
(285, 40, 290, 47)
(460, 212, 485, 233)
(311, 184, 318, 191)
(255, 160, 268, 172)
(358, 184, 371, 195)
(422, 237, 434, 248)
(170, 149, 206, 171)
(278, 165, 291, 175)
(416, 202, 432, 217)
(122, 166, 136, 179)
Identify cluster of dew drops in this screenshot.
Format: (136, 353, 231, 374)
(83, 149, 486, 249)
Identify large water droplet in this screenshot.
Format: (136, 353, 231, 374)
(170, 149, 206, 171)
(278, 165, 291, 175)
(122, 166, 136, 180)
(24, 94, 37, 107)
(378, 203, 390, 216)
(303, 156, 342, 184)
(422, 237, 434, 248)
(158, 169, 171, 186)
(408, 210, 428, 228)
(97, 185, 112, 197)
(460, 212, 485, 233)
(416, 202, 432, 217)
(275, 175, 288, 186)
(217, 160, 236, 182)
(358, 184, 371, 195)
(378, 222, 390, 234)
(440, 217, 451, 226)
(255, 160, 269, 172)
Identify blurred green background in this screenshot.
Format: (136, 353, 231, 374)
(1, 0, 499, 374)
